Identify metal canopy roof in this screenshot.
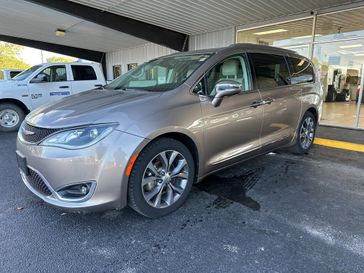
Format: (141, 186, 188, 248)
(70, 0, 360, 35)
(0, 0, 362, 55)
(0, 0, 146, 52)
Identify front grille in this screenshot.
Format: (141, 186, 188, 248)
(27, 169, 52, 196)
(22, 123, 61, 143)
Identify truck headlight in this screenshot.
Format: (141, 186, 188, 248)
(40, 123, 117, 149)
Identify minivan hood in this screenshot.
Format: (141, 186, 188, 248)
(26, 89, 163, 131)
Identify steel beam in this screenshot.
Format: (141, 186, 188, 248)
(25, 0, 189, 51)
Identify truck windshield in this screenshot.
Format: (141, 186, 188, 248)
(106, 54, 212, 92)
(13, 65, 42, 81)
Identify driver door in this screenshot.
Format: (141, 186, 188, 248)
(28, 65, 70, 109)
(199, 54, 263, 174)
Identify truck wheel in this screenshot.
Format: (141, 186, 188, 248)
(0, 103, 25, 132)
(290, 111, 317, 155)
(128, 138, 195, 218)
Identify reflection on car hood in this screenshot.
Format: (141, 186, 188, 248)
(26, 89, 163, 131)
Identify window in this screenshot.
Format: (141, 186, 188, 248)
(127, 63, 138, 71)
(10, 71, 21, 78)
(113, 65, 121, 79)
(72, 65, 97, 81)
(37, 65, 67, 82)
(106, 54, 211, 92)
(250, 53, 290, 89)
(205, 55, 251, 96)
(14, 65, 42, 81)
(288, 57, 314, 84)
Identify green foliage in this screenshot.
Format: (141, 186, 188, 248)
(0, 42, 30, 70)
(46, 56, 76, 63)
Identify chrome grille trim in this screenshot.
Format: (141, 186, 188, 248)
(21, 123, 62, 143)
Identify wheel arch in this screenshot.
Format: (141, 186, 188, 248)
(133, 129, 201, 182)
(0, 98, 30, 114)
(305, 106, 319, 122)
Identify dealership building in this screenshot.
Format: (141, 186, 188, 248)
(1, 0, 364, 129)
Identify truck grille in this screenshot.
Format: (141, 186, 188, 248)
(22, 123, 61, 143)
(27, 169, 52, 196)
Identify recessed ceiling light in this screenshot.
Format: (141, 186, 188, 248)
(339, 44, 363, 49)
(337, 50, 352, 55)
(282, 44, 307, 49)
(354, 53, 364, 56)
(292, 34, 321, 39)
(253, 29, 288, 35)
(55, 29, 66, 37)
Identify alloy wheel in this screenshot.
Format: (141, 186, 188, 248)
(141, 150, 189, 209)
(299, 116, 315, 150)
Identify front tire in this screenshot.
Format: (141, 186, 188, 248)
(128, 138, 195, 218)
(291, 111, 317, 155)
(0, 103, 25, 132)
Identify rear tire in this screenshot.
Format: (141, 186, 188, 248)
(128, 138, 195, 218)
(290, 111, 317, 155)
(0, 103, 24, 132)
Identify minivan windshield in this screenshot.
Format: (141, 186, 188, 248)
(13, 65, 42, 81)
(106, 54, 212, 92)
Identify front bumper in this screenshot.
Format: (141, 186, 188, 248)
(16, 130, 145, 212)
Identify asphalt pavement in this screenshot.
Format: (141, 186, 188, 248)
(0, 131, 364, 273)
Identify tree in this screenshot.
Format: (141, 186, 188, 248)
(47, 56, 76, 63)
(0, 42, 30, 70)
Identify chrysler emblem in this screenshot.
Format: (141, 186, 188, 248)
(22, 127, 35, 136)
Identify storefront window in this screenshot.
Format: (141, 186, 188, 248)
(314, 8, 364, 128)
(236, 18, 313, 58)
(236, 9, 364, 128)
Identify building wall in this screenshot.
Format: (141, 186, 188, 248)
(189, 27, 235, 50)
(105, 43, 176, 80)
(105, 27, 235, 80)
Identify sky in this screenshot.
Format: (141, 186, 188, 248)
(20, 46, 76, 65)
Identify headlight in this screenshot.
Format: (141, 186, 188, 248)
(40, 123, 117, 149)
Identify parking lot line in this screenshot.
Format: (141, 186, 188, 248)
(314, 137, 364, 153)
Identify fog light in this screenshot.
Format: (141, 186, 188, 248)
(81, 186, 88, 195)
(57, 182, 94, 200)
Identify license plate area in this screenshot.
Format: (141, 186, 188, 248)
(16, 152, 29, 176)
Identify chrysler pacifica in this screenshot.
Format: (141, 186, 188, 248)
(16, 44, 322, 217)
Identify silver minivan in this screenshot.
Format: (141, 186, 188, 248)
(16, 44, 323, 218)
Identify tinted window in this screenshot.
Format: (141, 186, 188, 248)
(10, 71, 21, 78)
(36, 65, 67, 82)
(205, 55, 252, 96)
(250, 53, 290, 89)
(72, 65, 97, 81)
(288, 57, 314, 84)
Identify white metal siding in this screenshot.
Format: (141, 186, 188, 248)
(105, 43, 176, 80)
(71, 0, 359, 35)
(189, 28, 235, 50)
(106, 28, 236, 79)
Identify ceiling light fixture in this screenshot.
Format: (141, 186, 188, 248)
(339, 44, 363, 49)
(55, 29, 66, 37)
(292, 34, 321, 39)
(253, 29, 288, 35)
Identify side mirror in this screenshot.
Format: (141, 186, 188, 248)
(30, 73, 46, 83)
(211, 80, 242, 107)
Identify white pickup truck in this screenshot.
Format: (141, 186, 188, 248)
(0, 62, 106, 132)
(0, 69, 23, 81)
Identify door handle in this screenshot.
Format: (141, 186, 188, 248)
(94, 84, 103, 87)
(59, 86, 69, 89)
(250, 101, 264, 108)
